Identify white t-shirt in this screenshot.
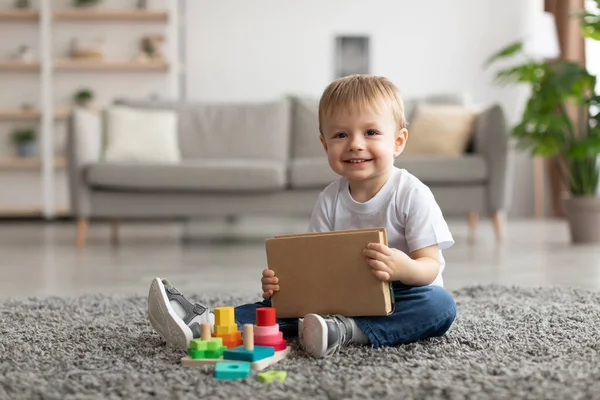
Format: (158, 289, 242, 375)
(308, 166, 454, 287)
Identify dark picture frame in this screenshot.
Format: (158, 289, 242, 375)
(334, 36, 370, 78)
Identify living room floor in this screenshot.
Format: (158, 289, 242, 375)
(1, 217, 599, 300)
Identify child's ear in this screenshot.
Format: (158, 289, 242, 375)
(320, 135, 328, 152)
(394, 128, 408, 157)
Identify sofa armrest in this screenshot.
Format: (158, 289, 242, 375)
(67, 108, 103, 217)
(472, 104, 513, 214)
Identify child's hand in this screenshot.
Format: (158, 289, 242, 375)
(261, 268, 280, 299)
(363, 243, 413, 282)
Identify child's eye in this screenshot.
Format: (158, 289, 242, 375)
(365, 130, 379, 136)
(334, 132, 347, 139)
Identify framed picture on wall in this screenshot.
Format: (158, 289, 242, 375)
(334, 36, 370, 78)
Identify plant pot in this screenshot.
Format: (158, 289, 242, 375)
(17, 141, 36, 158)
(563, 196, 600, 244)
(75, 99, 92, 108)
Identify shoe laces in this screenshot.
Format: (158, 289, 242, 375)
(324, 315, 352, 357)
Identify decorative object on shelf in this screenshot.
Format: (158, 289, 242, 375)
(137, 34, 164, 62)
(70, 38, 104, 60)
(21, 103, 34, 111)
(137, 0, 149, 10)
(73, 0, 102, 7)
(12, 45, 33, 63)
(14, 0, 31, 9)
(486, 5, 600, 244)
(74, 88, 94, 107)
(11, 127, 37, 158)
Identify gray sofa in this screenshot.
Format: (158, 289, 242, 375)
(67, 94, 511, 246)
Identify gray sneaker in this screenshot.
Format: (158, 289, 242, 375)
(147, 277, 213, 351)
(300, 313, 353, 358)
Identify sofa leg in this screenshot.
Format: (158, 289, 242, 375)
(468, 211, 478, 243)
(76, 217, 88, 248)
(491, 211, 505, 243)
(110, 220, 120, 246)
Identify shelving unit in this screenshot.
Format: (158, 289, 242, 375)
(0, 0, 180, 219)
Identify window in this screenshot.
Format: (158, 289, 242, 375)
(586, 0, 600, 92)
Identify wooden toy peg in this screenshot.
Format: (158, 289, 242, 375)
(243, 324, 254, 351)
(200, 322, 211, 341)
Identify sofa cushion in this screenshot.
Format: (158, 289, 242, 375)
(102, 106, 181, 164)
(85, 160, 286, 192)
(403, 105, 477, 157)
(404, 93, 472, 122)
(115, 98, 292, 163)
(289, 157, 338, 189)
(178, 100, 291, 162)
(290, 96, 323, 158)
(395, 155, 487, 184)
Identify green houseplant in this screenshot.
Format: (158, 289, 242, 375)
(14, 0, 31, 9)
(486, 2, 600, 243)
(11, 127, 36, 158)
(74, 88, 94, 107)
(73, 0, 101, 7)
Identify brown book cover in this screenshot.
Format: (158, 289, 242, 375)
(265, 227, 394, 318)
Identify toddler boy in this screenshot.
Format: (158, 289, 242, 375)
(147, 74, 456, 358)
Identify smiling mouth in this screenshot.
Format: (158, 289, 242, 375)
(344, 159, 372, 163)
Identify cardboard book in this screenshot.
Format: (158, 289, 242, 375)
(265, 227, 395, 318)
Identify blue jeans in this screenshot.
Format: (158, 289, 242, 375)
(234, 282, 456, 348)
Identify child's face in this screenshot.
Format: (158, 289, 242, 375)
(319, 103, 407, 187)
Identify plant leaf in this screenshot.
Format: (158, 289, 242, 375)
(493, 62, 545, 86)
(483, 41, 523, 68)
(581, 11, 600, 40)
(566, 137, 600, 160)
(569, 158, 600, 195)
(547, 61, 596, 102)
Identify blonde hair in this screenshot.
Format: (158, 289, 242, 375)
(318, 74, 407, 135)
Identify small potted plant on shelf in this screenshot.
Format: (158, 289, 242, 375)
(11, 127, 36, 158)
(137, 34, 164, 62)
(14, 0, 31, 9)
(486, 1, 600, 243)
(74, 88, 94, 107)
(73, 0, 101, 7)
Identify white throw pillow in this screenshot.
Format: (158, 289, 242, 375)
(102, 106, 180, 163)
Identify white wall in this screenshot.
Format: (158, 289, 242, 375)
(185, 0, 542, 218)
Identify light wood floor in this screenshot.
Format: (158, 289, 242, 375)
(0, 217, 599, 300)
